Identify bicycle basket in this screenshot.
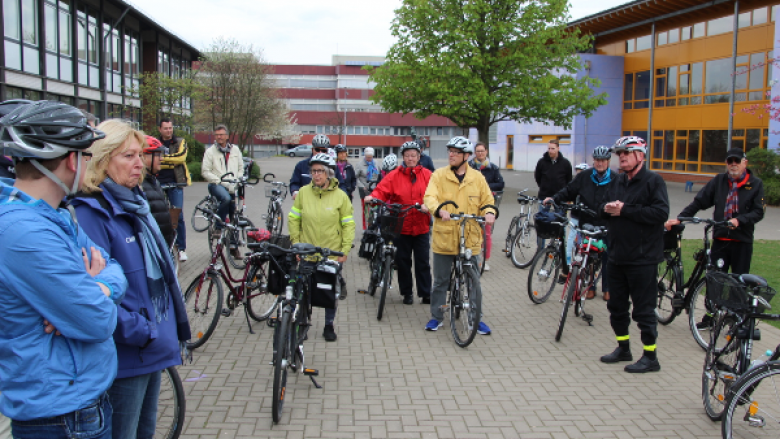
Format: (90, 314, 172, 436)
(754, 286, 777, 313)
(706, 271, 750, 311)
(663, 224, 685, 252)
(379, 212, 405, 241)
(264, 182, 287, 201)
(533, 209, 564, 240)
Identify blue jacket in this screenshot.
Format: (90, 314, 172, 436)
(72, 186, 184, 379)
(335, 161, 357, 199)
(420, 154, 435, 173)
(0, 179, 127, 421)
(289, 158, 312, 195)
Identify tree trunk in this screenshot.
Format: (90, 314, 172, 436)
(477, 118, 491, 155)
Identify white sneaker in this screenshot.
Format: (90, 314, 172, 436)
(179, 251, 188, 262)
(484, 262, 490, 271)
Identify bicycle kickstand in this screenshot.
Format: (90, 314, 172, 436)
(582, 313, 594, 326)
(242, 307, 256, 334)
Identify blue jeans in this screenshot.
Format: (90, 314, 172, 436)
(107, 371, 161, 439)
(207, 183, 235, 226)
(11, 393, 112, 439)
(165, 187, 186, 251)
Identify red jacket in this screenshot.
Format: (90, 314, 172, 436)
(371, 165, 432, 236)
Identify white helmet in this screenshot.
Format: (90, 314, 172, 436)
(310, 152, 336, 169)
(575, 163, 589, 171)
(613, 136, 647, 155)
(382, 154, 398, 171)
(312, 134, 330, 148)
(446, 136, 473, 153)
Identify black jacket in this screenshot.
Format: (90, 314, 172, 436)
(599, 165, 669, 266)
(469, 160, 505, 192)
(535, 152, 572, 199)
(0, 156, 14, 179)
(156, 135, 185, 185)
(420, 154, 435, 173)
(678, 170, 765, 243)
(335, 161, 357, 199)
(142, 174, 175, 248)
(553, 169, 617, 227)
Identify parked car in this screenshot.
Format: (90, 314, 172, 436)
(287, 144, 312, 157)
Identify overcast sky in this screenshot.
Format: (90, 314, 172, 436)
(129, 0, 629, 65)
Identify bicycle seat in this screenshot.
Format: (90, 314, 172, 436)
(740, 274, 768, 289)
(292, 242, 316, 253)
(517, 197, 529, 205)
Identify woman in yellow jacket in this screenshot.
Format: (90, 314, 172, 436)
(288, 153, 355, 341)
(423, 137, 495, 335)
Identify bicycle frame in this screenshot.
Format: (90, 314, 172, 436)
(668, 219, 726, 313)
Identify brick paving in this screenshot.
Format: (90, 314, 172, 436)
(174, 156, 779, 438)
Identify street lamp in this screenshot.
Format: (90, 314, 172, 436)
(343, 89, 349, 147)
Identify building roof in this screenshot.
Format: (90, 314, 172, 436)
(117, 0, 201, 56)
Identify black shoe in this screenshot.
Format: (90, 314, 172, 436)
(624, 355, 661, 373)
(421, 297, 431, 305)
(403, 295, 414, 305)
(557, 274, 567, 285)
(323, 325, 337, 342)
(600, 346, 633, 363)
(696, 314, 714, 329)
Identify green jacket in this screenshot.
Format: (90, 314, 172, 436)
(288, 178, 355, 258)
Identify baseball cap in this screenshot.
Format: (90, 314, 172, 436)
(726, 148, 746, 160)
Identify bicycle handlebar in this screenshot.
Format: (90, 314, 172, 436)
(247, 241, 344, 258)
(677, 217, 732, 228)
(434, 201, 500, 220)
(367, 199, 423, 214)
(543, 200, 597, 218)
(220, 171, 259, 186)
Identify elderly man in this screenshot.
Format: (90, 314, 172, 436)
(357, 147, 380, 229)
(201, 125, 244, 244)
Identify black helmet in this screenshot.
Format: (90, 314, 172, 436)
(334, 144, 347, 153)
(400, 141, 421, 155)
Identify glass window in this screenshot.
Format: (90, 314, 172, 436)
(4, 0, 21, 40)
(747, 53, 765, 91)
(657, 32, 668, 46)
(22, 0, 37, 44)
(59, 8, 70, 55)
(708, 16, 733, 36)
(370, 127, 376, 135)
(625, 39, 635, 53)
(691, 62, 703, 95)
(60, 57, 71, 81)
(653, 138, 663, 159)
(753, 7, 768, 25)
(738, 11, 751, 28)
(702, 130, 728, 163)
(624, 73, 634, 101)
(746, 129, 761, 151)
(45, 4, 57, 51)
(682, 26, 692, 40)
(23, 46, 39, 74)
(5, 40, 22, 70)
(688, 130, 700, 162)
(667, 66, 677, 97)
(773, 5, 778, 22)
(769, 51, 774, 87)
(634, 101, 649, 109)
(636, 35, 651, 51)
(736, 66, 748, 90)
(77, 11, 86, 60)
(737, 54, 749, 64)
(88, 20, 97, 63)
(669, 28, 679, 44)
(635, 71, 651, 100)
(363, 126, 369, 135)
(664, 131, 674, 160)
(693, 22, 706, 38)
(706, 58, 733, 94)
(46, 52, 57, 77)
(655, 77, 666, 97)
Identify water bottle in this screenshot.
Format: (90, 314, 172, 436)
(750, 350, 774, 370)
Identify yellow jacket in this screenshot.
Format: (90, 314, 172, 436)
(288, 178, 355, 258)
(423, 166, 495, 255)
(159, 138, 191, 186)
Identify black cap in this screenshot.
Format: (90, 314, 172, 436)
(726, 148, 746, 160)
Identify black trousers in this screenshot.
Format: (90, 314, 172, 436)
(607, 262, 658, 347)
(711, 239, 753, 275)
(394, 233, 432, 298)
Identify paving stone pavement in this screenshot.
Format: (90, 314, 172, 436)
(173, 156, 780, 439)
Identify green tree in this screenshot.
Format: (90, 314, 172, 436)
(368, 0, 608, 146)
(133, 71, 205, 133)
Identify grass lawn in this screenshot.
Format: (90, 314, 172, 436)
(679, 239, 780, 328)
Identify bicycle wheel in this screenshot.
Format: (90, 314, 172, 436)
(377, 257, 393, 321)
(267, 204, 284, 236)
(511, 222, 538, 269)
(184, 272, 224, 349)
(272, 309, 291, 424)
(703, 310, 742, 421)
(155, 367, 186, 439)
(245, 262, 280, 322)
(722, 362, 780, 438)
(504, 217, 519, 258)
(656, 261, 680, 325)
(527, 247, 561, 304)
(555, 266, 579, 342)
(450, 264, 481, 348)
(191, 196, 213, 232)
(689, 277, 713, 351)
(227, 218, 256, 270)
(367, 252, 383, 297)
(207, 223, 217, 255)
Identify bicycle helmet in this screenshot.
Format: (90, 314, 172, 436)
(143, 136, 165, 154)
(575, 163, 589, 171)
(310, 152, 336, 169)
(613, 136, 647, 155)
(312, 134, 330, 148)
(334, 144, 347, 153)
(400, 141, 421, 155)
(382, 154, 398, 171)
(592, 145, 611, 160)
(446, 136, 473, 153)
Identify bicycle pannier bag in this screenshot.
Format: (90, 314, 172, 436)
(310, 261, 338, 309)
(265, 235, 292, 294)
(358, 230, 380, 259)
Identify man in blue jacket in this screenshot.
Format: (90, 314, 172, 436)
(0, 100, 127, 438)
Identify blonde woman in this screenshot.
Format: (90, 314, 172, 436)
(72, 119, 190, 439)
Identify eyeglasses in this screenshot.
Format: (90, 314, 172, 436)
(81, 152, 93, 162)
(311, 168, 328, 174)
(727, 158, 743, 165)
(448, 150, 465, 156)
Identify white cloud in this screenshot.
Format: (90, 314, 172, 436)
(128, 0, 629, 64)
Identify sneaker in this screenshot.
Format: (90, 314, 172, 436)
(323, 325, 337, 342)
(483, 262, 490, 272)
(179, 251, 188, 262)
(425, 319, 443, 331)
(420, 297, 431, 305)
(477, 321, 491, 335)
(696, 315, 714, 329)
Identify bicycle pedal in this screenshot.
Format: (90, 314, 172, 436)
(267, 317, 277, 327)
(303, 368, 319, 376)
(221, 308, 232, 317)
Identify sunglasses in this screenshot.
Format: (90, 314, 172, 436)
(727, 158, 743, 165)
(614, 150, 631, 156)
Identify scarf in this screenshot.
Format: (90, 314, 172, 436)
(472, 158, 489, 170)
(591, 169, 612, 186)
(217, 143, 231, 154)
(725, 171, 747, 219)
(365, 159, 378, 181)
(337, 161, 347, 178)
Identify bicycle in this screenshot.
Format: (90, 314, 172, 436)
(361, 199, 424, 320)
(697, 271, 777, 421)
(502, 189, 540, 269)
(191, 194, 218, 233)
(261, 173, 287, 236)
(155, 366, 186, 439)
(362, 180, 380, 229)
(477, 190, 503, 275)
(555, 219, 607, 342)
(183, 210, 278, 349)
(206, 172, 260, 270)
(527, 202, 576, 305)
(655, 217, 733, 350)
(722, 344, 780, 438)
(434, 201, 499, 348)
(256, 241, 343, 423)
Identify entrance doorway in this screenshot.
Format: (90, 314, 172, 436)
(506, 135, 514, 170)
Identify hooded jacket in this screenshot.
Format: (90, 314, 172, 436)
(424, 166, 495, 255)
(0, 179, 127, 420)
(535, 152, 573, 199)
(288, 177, 355, 257)
(552, 168, 617, 227)
(677, 170, 765, 243)
(72, 187, 188, 379)
(370, 164, 432, 236)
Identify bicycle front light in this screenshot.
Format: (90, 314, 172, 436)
(464, 248, 473, 260)
(285, 286, 293, 301)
